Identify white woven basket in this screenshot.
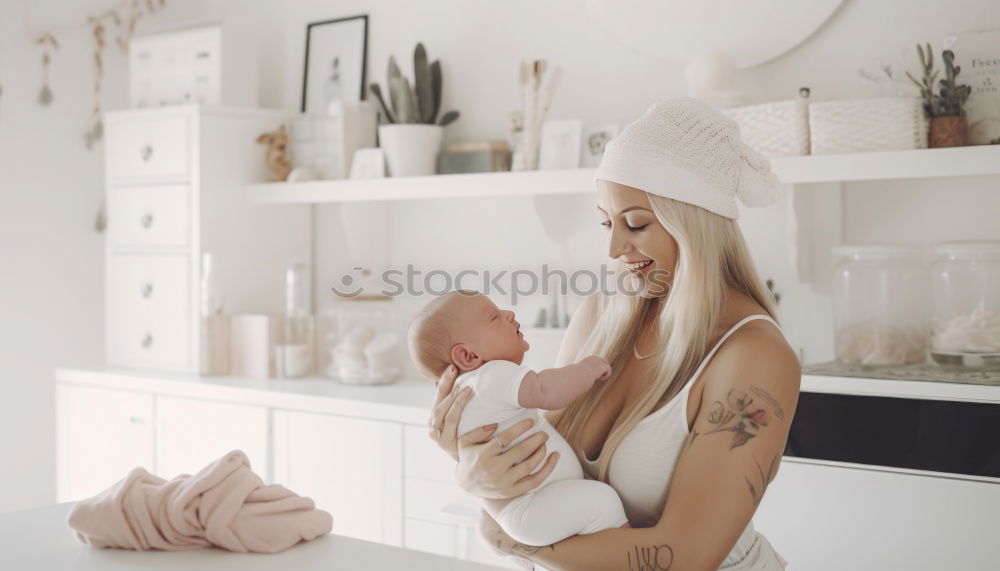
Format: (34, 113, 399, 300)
(723, 98, 810, 157)
(809, 97, 928, 155)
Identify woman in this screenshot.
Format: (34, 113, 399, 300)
(428, 97, 801, 570)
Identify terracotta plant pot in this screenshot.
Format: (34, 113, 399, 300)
(929, 115, 968, 148)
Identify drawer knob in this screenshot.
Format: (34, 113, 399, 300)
(140, 213, 153, 229)
(141, 334, 153, 349)
(140, 283, 153, 298)
(140, 145, 153, 162)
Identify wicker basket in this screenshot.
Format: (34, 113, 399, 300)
(723, 98, 810, 157)
(808, 97, 928, 155)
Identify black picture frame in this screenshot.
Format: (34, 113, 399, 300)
(301, 15, 369, 113)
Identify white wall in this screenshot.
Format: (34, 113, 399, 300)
(1, 0, 998, 511)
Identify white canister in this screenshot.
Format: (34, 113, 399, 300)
(378, 124, 443, 177)
(229, 314, 270, 379)
(831, 245, 929, 367)
(930, 241, 1000, 370)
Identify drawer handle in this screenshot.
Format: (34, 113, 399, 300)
(141, 334, 153, 349)
(140, 213, 153, 229)
(140, 145, 153, 162)
(140, 283, 153, 298)
(129, 416, 145, 425)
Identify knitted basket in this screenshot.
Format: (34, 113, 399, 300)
(723, 98, 810, 158)
(808, 97, 929, 155)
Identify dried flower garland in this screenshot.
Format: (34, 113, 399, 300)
(31, 0, 166, 149)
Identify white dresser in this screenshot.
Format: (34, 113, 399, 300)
(103, 105, 310, 372)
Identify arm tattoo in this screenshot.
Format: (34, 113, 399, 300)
(703, 386, 782, 449)
(628, 543, 674, 570)
(745, 451, 781, 507)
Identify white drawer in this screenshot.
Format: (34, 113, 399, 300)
(106, 254, 191, 371)
(404, 424, 457, 483)
(404, 477, 481, 527)
(108, 185, 190, 249)
(106, 114, 191, 182)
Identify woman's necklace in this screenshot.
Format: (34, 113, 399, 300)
(633, 303, 662, 360)
(633, 340, 661, 360)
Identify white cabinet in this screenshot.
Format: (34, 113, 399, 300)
(272, 410, 403, 546)
(103, 105, 310, 373)
(154, 395, 269, 480)
(754, 459, 1000, 570)
(106, 253, 191, 371)
(402, 425, 519, 569)
(55, 384, 154, 502)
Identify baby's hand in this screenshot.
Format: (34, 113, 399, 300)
(581, 356, 612, 382)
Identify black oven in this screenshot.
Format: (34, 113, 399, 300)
(785, 392, 1000, 479)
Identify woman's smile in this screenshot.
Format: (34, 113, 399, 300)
(624, 259, 654, 275)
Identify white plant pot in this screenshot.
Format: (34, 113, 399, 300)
(378, 124, 443, 177)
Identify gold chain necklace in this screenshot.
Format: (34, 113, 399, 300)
(633, 341, 661, 360)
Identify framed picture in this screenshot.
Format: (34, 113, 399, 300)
(301, 15, 368, 114)
(581, 123, 620, 167)
(538, 119, 583, 170)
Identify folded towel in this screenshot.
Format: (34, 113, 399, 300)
(67, 450, 333, 554)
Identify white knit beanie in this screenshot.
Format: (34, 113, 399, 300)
(593, 97, 783, 220)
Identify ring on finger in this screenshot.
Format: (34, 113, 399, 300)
(431, 424, 443, 438)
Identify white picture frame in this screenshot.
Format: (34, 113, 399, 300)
(538, 119, 583, 170)
(581, 123, 620, 167)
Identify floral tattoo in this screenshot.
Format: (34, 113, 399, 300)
(691, 385, 785, 450)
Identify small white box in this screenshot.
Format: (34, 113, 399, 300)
(290, 102, 377, 180)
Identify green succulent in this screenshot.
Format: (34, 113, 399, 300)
(906, 43, 972, 118)
(369, 43, 460, 126)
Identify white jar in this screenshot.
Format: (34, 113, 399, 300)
(929, 241, 1000, 370)
(318, 295, 403, 385)
(831, 245, 929, 367)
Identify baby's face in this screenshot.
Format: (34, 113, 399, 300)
(453, 295, 530, 366)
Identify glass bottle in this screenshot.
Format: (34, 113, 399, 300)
(199, 253, 230, 376)
(276, 262, 314, 378)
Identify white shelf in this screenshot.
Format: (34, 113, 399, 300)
(771, 144, 1000, 184)
(801, 373, 1000, 404)
(247, 168, 597, 204)
(246, 146, 1000, 204)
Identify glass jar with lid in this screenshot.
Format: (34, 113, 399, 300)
(929, 241, 1000, 370)
(831, 245, 929, 367)
(318, 294, 403, 384)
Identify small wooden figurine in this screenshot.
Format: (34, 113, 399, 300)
(256, 124, 292, 181)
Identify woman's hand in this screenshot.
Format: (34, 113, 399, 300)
(428, 365, 476, 462)
(428, 365, 558, 500)
(455, 416, 559, 500)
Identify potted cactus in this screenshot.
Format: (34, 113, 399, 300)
(907, 43, 972, 147)
(369, 43, 460, 176)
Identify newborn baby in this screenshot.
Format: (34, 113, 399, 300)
(407, 290, 631, 546)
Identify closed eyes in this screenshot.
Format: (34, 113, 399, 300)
(600, 220, 649, 233)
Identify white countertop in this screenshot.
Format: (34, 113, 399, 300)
(56, 367, 440, 425)
(56, 363, 1000, 423)
(0, 502, 506, 571)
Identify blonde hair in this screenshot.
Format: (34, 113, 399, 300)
(407, 290, 480, 381)
(550, 194, 778, 483)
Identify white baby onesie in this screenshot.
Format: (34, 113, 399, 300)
(454, 360, 629, 546)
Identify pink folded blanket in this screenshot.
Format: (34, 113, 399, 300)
(67, 449, 333, 554)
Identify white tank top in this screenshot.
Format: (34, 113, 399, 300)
(578, 314, 782, 568)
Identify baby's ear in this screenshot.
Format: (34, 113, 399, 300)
(451, 343, 479, 370)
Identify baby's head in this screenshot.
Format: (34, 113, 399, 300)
(407, 290, 529, 382)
